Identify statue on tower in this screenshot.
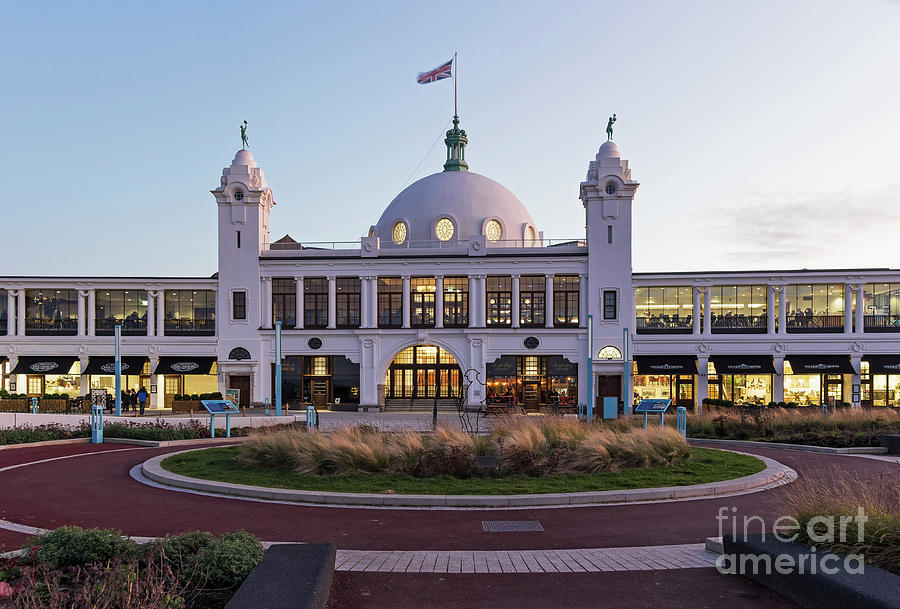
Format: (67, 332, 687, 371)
(240, 120, 249, 149)
(606, 114, 616, 141)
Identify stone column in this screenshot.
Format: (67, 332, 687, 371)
(475, 275, 487, 328)
(360, 277, 371, 329)
(579, 274, 589, 328)
(327, 276, 336, 329)
(692, 287, 702, 335)
(701, 288, 711, 336)
(77, 291, 87, 336)
(773, 356, 785, 403)
(6, 290, 15, 336)
(147, 291, 157, 337)
(87, 290, 96, 337)
(17, 290, 26, 336)
(295, 277, 304, 329)
(401, 276, 411, 328)
(696, 355, 708, 414)
(767, 285, 776, 335)
(511, 274, 521, 328)
(545, 274, 554, 328)
(157, 291, 166, 337)
(844, 284, 853, 334)
(261, 277, 272, 329)
(855, 284, 864, 334)
(468, 276, 478, 328)
(777, 286, 787, 335)
(435, 276, 444, 328)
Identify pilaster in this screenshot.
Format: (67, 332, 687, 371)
(295, 277, 304, 329)
(261, 277, 272, 329)
(327, 276, 336, 329)
(545, 274, 554, 328)
(86, 290, 95, 337)
(401, 276, 411, 329)
(435, 276, 444, 329)
(511, 274, 520, 328)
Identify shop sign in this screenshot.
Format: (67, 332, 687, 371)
(486, 356, 517, 376)
(171, 362, 199, 373)
(548, 356, 577, 376)
(29, 362, 59, 373)
(100, 362, 130, 373)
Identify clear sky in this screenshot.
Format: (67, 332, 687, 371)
(4, 0, 899, 277)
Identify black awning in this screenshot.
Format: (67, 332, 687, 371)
(11, 356, 78, 375)
(786, 355, 855, 375)
(710, 355, 775, 374)
(83, 357, 149, 376)
(863, 355, 900, 375)
(153, 357, 217, 375)
(635, 355, 697, 375)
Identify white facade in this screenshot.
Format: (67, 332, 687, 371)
(3, 123, 900, 412)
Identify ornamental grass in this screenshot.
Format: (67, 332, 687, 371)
(238, 417, 691, 478)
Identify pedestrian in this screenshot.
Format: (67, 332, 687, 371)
(137, 386, 148, 416)
(127, 388, 136, 413)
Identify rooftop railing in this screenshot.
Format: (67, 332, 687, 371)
(265, 238, 586, 253)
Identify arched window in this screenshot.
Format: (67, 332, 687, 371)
(598, 346, 623, 360)
(228, 347, 251, 361)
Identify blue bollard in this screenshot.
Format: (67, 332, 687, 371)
(30, 397, 39, 414)
(91, 405, 103, 443)
(264, 397, 270, 416)
(676, 406, 687, 439)
(306, 405, 316, 430)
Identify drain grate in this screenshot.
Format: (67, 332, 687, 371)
(482, 520, 544, 533)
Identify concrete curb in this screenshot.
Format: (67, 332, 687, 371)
(104, 437, 248, 448)
(689, 438, 888, 454)
(0, 437, 92, 451)
(141, 447, 796, 508)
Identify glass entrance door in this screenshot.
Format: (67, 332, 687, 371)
(676, 377, 694, 408)
(824, 375, 843, 405)
(523, 381, 540, 410)
(163, 376, 182, 409)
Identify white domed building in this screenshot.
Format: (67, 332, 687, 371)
(2, 114, 898, 415)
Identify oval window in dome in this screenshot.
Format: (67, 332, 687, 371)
(435, 218, 455, 241)
(485, 219, 502, 242)
(392, 221, 407, 245)
(526, 226, 537, 247)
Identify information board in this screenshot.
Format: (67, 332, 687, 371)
(634, 399, 672, 413)
(90, 389, 107, 408)
(225, 389, 240, 407)
(201, 400, 240, 414)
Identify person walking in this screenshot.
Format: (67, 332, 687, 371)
(127, 388, 136, 413)
(137, 386, 148, 416)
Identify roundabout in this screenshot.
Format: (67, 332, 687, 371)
(0, 439, 896, 608)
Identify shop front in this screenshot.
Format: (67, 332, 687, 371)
(783, 355, 854, 406)
(83, 357, 150, 397)
(485, 355, 577, 411)
(10, 357, 80, 397)
(633, 355, 696, 409)
(708, 355, 775, 405)
(278, 355, 361, 409)
(153, 357, 218, 408)
(861, 355, 900, 407)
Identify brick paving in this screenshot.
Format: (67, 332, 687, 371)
(334, 543, 717, 573)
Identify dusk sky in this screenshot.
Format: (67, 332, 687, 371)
(4, 1, 899, 276)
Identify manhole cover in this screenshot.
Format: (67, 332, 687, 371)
(482, 520, 544, 533)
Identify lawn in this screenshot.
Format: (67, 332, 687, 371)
(161, 445, 765, 495)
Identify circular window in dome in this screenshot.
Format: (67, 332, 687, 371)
(435, 218, 455, 241)
(485, 219, 502, 241)
(392, 222, 407, 245)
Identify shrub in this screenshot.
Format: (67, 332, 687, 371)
(30, 526, 140, 569)
(193, 530, 264, 589)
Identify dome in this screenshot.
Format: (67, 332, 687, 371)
(597, 141, 620, 158)
(231, 149, 257, 167)
(374, 171, 539, 247)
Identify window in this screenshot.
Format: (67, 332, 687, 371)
(303, 278, 328, 329)
(443, 277, 469, 327)
(434, 218, 454, 241)
(25, 289, 79, 335)
(308, 357, 329, 376)
(272, 278, 296, 328)
(377, 277, 403, 328)
(0, 289, 6, 336)
(411, 277, 436, 327)
(553, 275, 580, 327)
(486, 276, 512, 326)
(784, 284, 844, 332)
(336, 277, 361, 328)
(598, 346, 623, 359)
(603, 290, 617, 320)
(392, 222, 407, 245)
(863, 283, 900, 330)
(236, 231, 241, 248)
(519, 275, 546, 327)
(607, 225, 613, 244)
(164, 290, 216, 335)
(525, 226, 537, 247)
(232, 292, 247, 320)
(95, 289, 148, 335)
(634, 286, 692, 333)
(709, 285, 767, 332)
(485, 219, 502, 241)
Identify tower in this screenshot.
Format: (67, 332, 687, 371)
(211, 149, 275, 403)
(579, 140, 639, 412)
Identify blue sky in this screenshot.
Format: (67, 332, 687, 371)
(3, 0, 899, 276)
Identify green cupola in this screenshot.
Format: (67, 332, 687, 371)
(443, 115, 469, 171)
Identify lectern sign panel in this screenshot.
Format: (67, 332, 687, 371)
(201, 400, 240, 414)
(634, 399, 672, 413)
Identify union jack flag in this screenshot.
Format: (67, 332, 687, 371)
(417, 59, 453, 84)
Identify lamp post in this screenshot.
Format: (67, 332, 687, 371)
(114, 324, 122, 417)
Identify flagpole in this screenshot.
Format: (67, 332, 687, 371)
(453, 51, 458, 117)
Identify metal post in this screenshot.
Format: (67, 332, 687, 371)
(114, 324, 122, 417)
(30, 397, 39, 414)
(622, 327, 632, 415)
(264, 397, 270, 416)
(225, 413, 231, 438)
(209, 413, 215, 439)
(275, 320, 283, 417)
(586, 314, 593, 423)
(676, 406, 687, 439)
(642, 413, 648, 429)
(659, 412, 665, 428)
(91, 405, 103, 443)
(306, 405, 316, 430)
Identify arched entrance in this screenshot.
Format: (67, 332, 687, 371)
(385, 345, 463, 399)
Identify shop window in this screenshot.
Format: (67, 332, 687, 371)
(519, 275, 546, 327)
(304, 278, 328, 329)
(553, 275, 580, 327)
(272, 278, 297, 328)
(443, 277, 469, 327)
(486, 276, 512, 326)
(336, 277, 361, 328)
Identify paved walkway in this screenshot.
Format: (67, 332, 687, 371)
(335, 543, 717, 573)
